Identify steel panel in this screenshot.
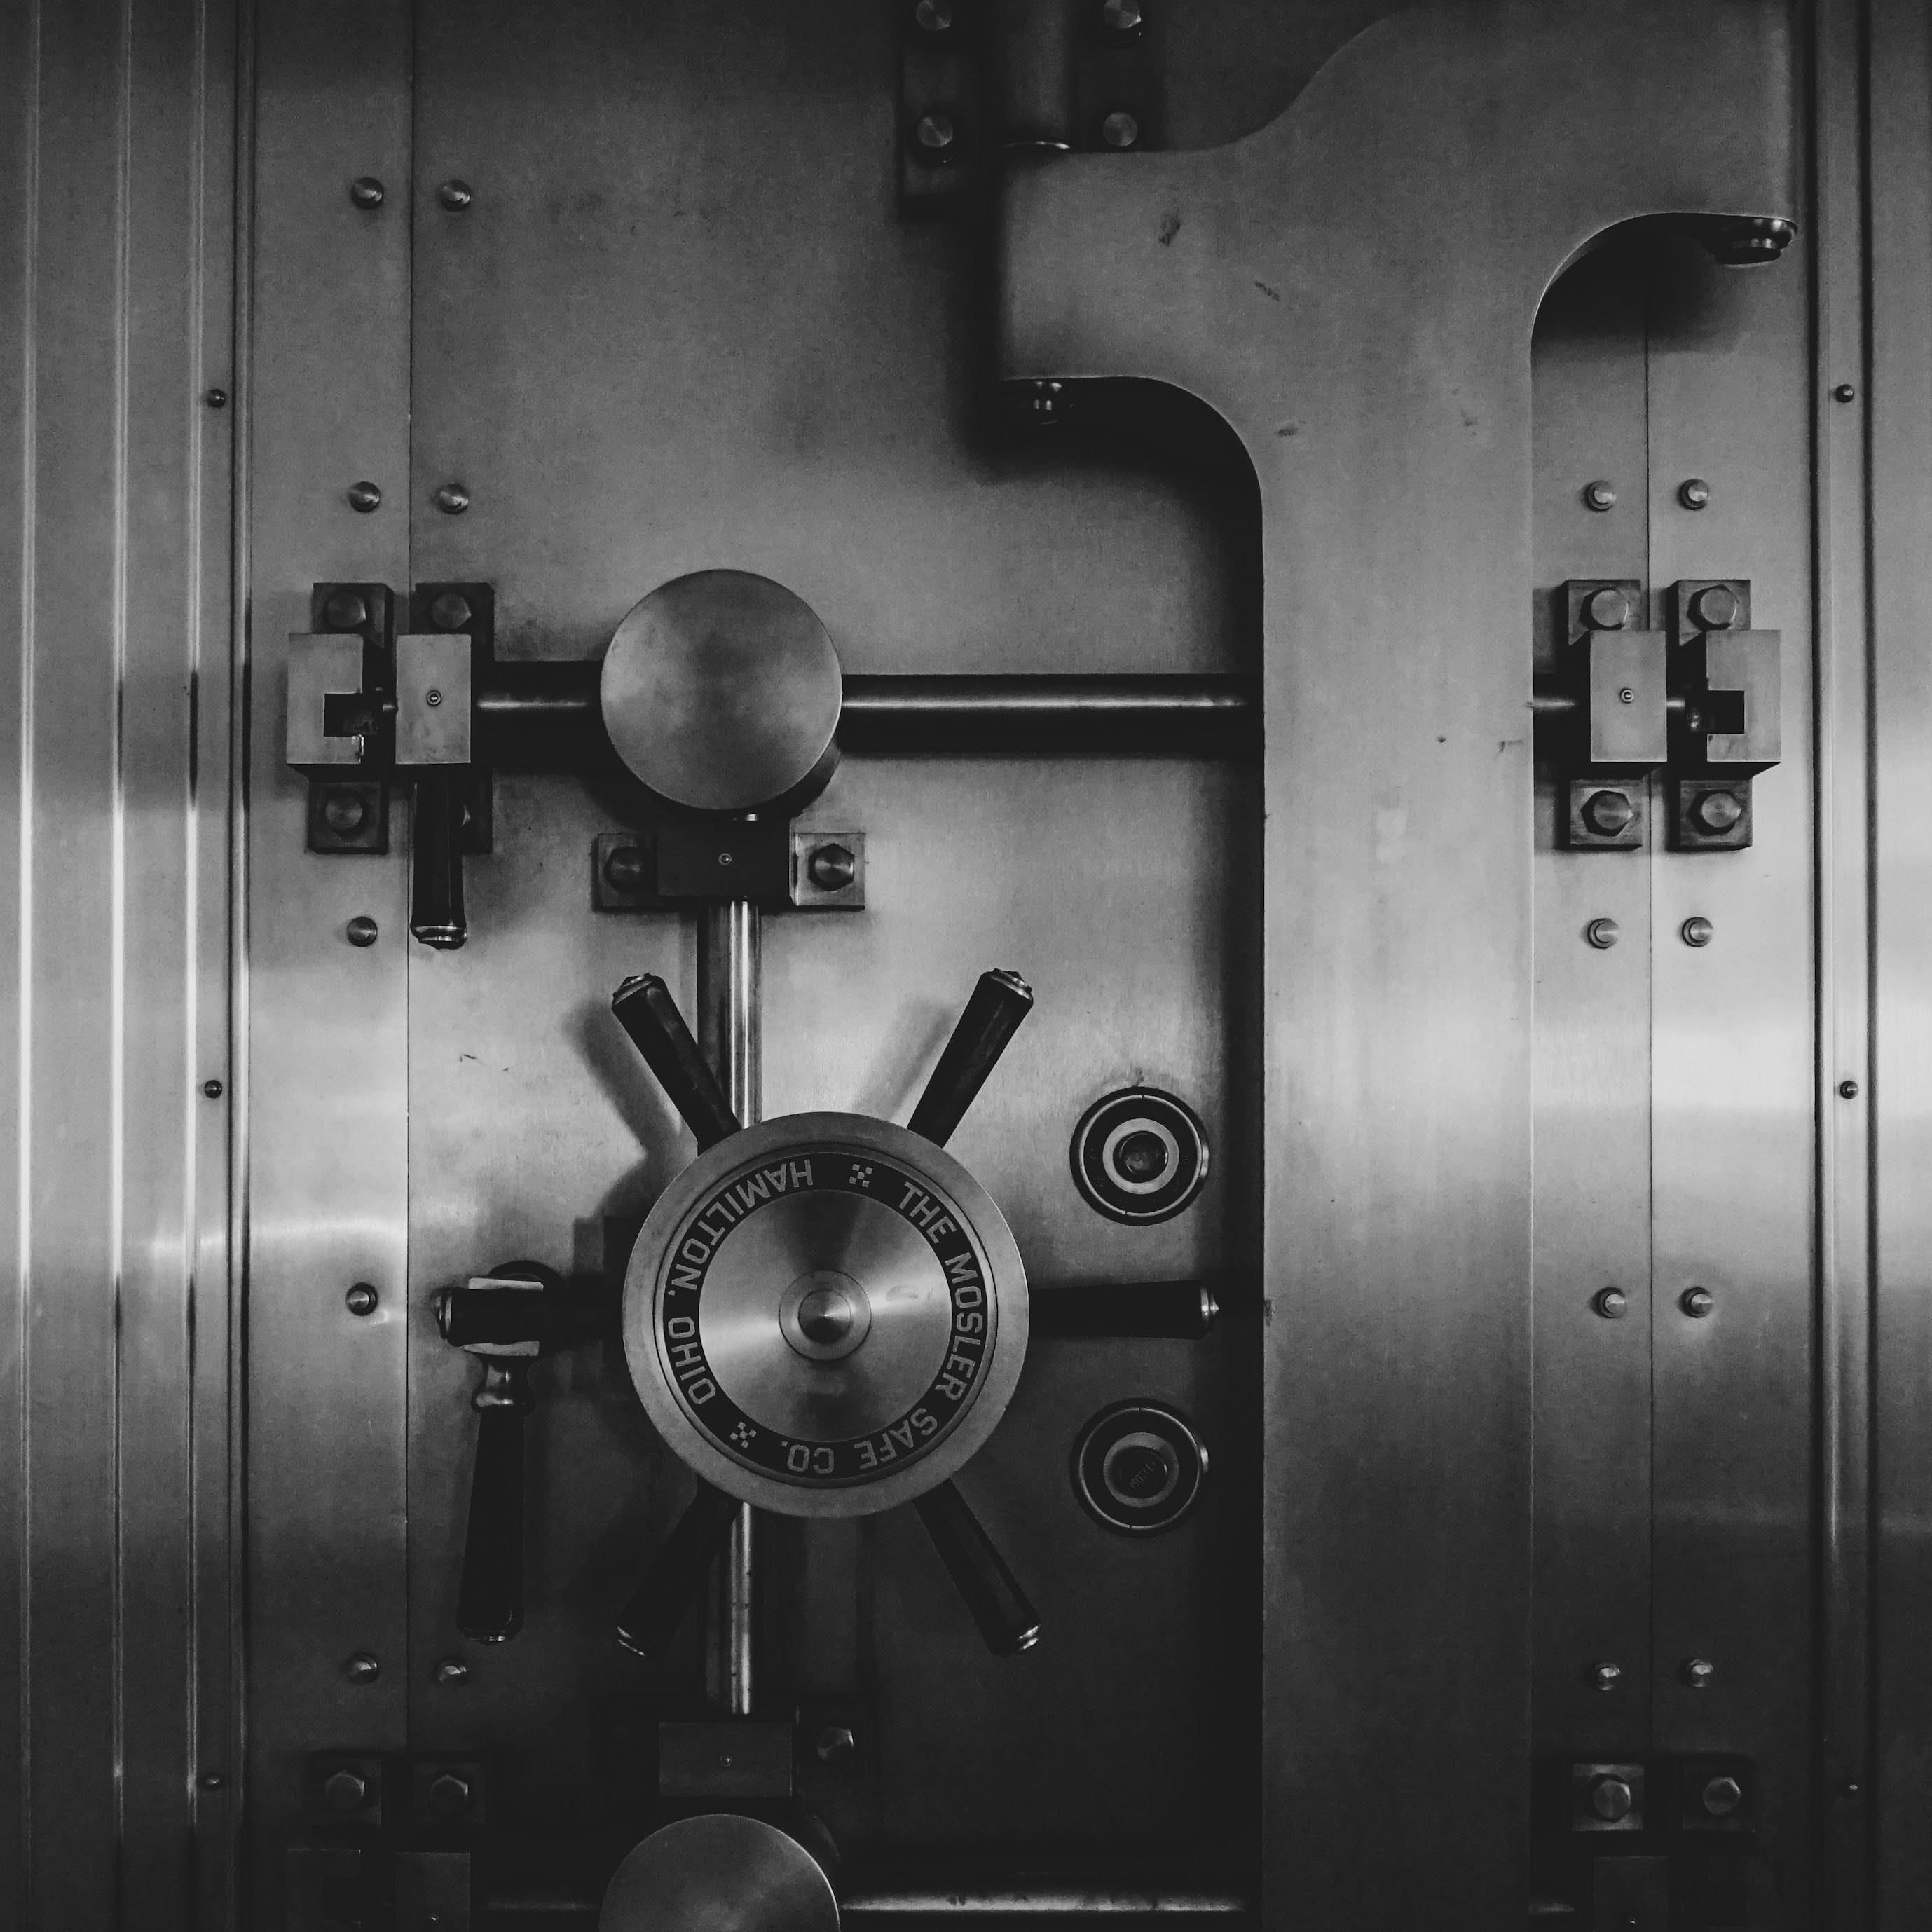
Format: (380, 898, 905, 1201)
(245, 0, 412, 1916)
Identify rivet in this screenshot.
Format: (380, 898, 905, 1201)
(346, 915, 379, 948)
(349, 177, 385, 209)
(342, 1652, 381, 1685)
(1681, 1657, 1717, 1689)
(202, 1078, 224, 1099)
(1096, 0, 1146, 40)
(435, 483, 470, 515)
(910, 112, 958, 162)
(1592, 1287, 1628, 1320)
(911, 0, 954, 32)
(1678, 477, 1713, 511)
(1840, 1780, 1862, 1797)
(346, 480, 382, 514)
(1839, 1078, 1860, 1099)
(1680, 915, 1714, 947)
(1585, 917, 1621, 950)
(199, 1772, 226, 1790)
(1589, 1660, 1623, 1691)
(1100, 109, 1142, 151)
(205, 388, 228, 409)
(1681, 1286, 1715, 1318)
(437, 179, 473, 211)
(718, 851, 734, 866)
(345, 1282, 379, 1317)
(1833, 383, 1857, 403)
(430, 591, 473, 631)
(425, 689, 444, 708)
(1582, 479, 1617, 512)
(434, 1657, 470, 1687)
(1617, 687, 1635, 704)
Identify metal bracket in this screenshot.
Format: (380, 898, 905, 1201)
(591, 824, 868, 911)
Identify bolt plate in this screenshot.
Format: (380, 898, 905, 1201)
(1566, 780, 1645, 851)
(790, 828, 866, 909)
(1568, 1760, 1644, 1834)
(307, 778, 389, 854)
(1674, 777, 1753, 851)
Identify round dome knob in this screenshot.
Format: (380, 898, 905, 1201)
(600, 570, 842, 814)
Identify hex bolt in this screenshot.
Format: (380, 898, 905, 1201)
(437, 179, 473, 211)
(205, 388, 228, 409)
(1833, 383, 1857, 404)
(814, 1723, 857, 1765)
(435, 483, 471, 515)
(434, 1657, 470, 1687)
(322, 589, 369, 631)
(345, 1282, 379, 1317)
(1589, 1660, 1623, 1691)
(1839, 1078, 1861, 1099)
(1584, 917, 1621, 950)
(1097, 0, 1146, 39)
(346, 915, 379, 948)
(322, 1768, 369, 1811)
(426, 1772, 471, 1819)
(1581, 790, 1633, 838)
(1680, 1286, 1715, 1318)
(430, 591, 473, 631)
(323, 790, 369, 837)
(1593, 1287, 1629, 1320)
(809, 842, 856, 891)
(1100, 110, 1142, 150)
(1680, 915, 1715, 948)
(1681, 1656, 1717, 1689)
(342, 1652, 381, 1685)
(1690, 583, 1740, 630)
(425, 689, 444, 708)
(1690, 790, 1744, 835)
(1582, 479, 1617, 512)
(1582, 586, 1629, 630)
(911, 0, 954, 32)
(346, 481, 382, 514)
(910, 112, 958, 163)
(350, 177, 385, 209)
(1588, 1774, 1635, 1823)
(603, 845, 650, 893)
(1679, 477, 1713, 511)
(1701, 1773, 1744, 1816)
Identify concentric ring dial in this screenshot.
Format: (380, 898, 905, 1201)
(624, 1114, 1028, 1517)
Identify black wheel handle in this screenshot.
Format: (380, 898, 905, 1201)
(456, 1357, 534, 1641)
(612, 973, 741, 1151)
(907, 968, 1034, 1148)
(913, 1478, 1041, 1657)
(616, 1481, 742, 1657)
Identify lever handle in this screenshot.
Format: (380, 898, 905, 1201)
(612, 974, 741, 1151)
(457, 1358, 535, 1641)
(1029, 1280, 1221, 1339)
(907, 968, 1034, 1148)
(615, 1481, 742, 1657)
(411, 769, 469, 950)
(913, 1479, 1041, 1657)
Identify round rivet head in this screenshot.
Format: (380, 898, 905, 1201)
(430, 591, 473, 632)
(205, 387, 228, 409)
(342, 1653, 380, 1685)
(1833, 383, 1857, 403)
(346, 480, 381, 514)
(425, 688, 444, 708)
(1593, 1287, 1629, 1320)
(1690, 583, 1740, 629)
(1582, 479, 1617, 512)
(1680, 915, 1715, 947)
(1100, 109, 1142, 150)
(1589, 1775, 1634, 1823)
(1701, 1774, 1743, 1816)
(437, 179, 473, 211)
(200, 1772, 226, 1791)
(345, 1282, 378, 1317)
(1097, 0, 1146, 39)
(911, 111, 958, 161)
(434, 1657, 470, 1687)
(350, 177, 385, 209)
(1679, 477, 1713, 510)
(203, 1078, 224, 1099)
(1690, 790, 1744, 835)
(1682, 1657, 1717, 1689)
(1589, 1660, 1623, 1691)
(1681, 1286, 1715, 1318)
(1583, 586, 1629, 630)
(1582, 790, 1634, 839)
(346, 914, 379, 948)
(435, 483, 470, 515)
(1585, 917, 1621, 950)
(1839, 1078, 1861, 1099)
(911, 0, 954, 32)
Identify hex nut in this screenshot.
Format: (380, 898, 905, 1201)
(430, 591, 473, 631)
(1588, 1775, 1634, 1823)
(1582, 586, 1629, 631)
(1581, 790, 1634, 837)
(426, 1772, 471, 1819)
(322, 589, 369, 631)
(1691, 790, 1744, 835)
(808, 842, 856, 891)
(1690, 584, 1740, 630)
(1701, 1773, 1743, 1816)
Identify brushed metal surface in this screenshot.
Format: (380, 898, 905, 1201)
(246, 3, 413, 1921)
(601, 1815, 837, 1932)
(997, 7, 1793, 1921)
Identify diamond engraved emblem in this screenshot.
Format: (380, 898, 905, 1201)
(849, 1161, 874, 1186)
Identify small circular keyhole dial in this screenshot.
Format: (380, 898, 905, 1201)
(1073, 1402, 1209, 1534)
(1069, 1088, 1210, 1224)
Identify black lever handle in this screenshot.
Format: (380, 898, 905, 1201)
(612, 974, 741, 1151)
(913, 1478, 1041, 1657)
(1029, 1280, 1221, 1339)
(457, 1357, 535, 1641)
(907, 968, 1034, 1148)
(615, 1481, 743, 1657)
(411, 769, 468, 950)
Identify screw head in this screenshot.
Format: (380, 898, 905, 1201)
(1690, 790, 1744, 835)
(1097, 0, 1146, 38)
(808, 842, 856, 891)
(1617, 687, 1636, 704)
(346, 914, 379, 947)
(1593, 1287, 1629, 1320)
(434, 1657, 470, 1687)
(1839, 1078, 1861, 1099)
(1680, 914, 1715, 947)
(717, 850, 734, 867)
(911, 0, 954, 32)
(911, 111, 958, 161)
(1834, 383, 1857, 403)
(425, 1771, 471, 1818)
(346, 480, 382, 514)
(814, 1723, 857, 1764)
(1583, 586, 1629, 630)
(202, 1078, 224, 1099)
(345, 1282, 379, 1317)
(1681, 1286, 1715, 1318)
(205, 387, 228, 409)
(1690, 584, 1740, 630)
(1582, 479, 1617, 512)
(322, 1768, 369, 1811)
(1588, 1774, 1635, 1823)
(1589, 1660, 1624, 1691)
(1682, 1656, 1718, 1688)
(425, 688, 444, 708)
(437, 179, 473, 211)
(342, 1652, 380, 1685)
(430, 591, 473, 631)
(322, 589, 369, 631)
(1584, 916, 1622, 949)
(1100, 109, 1142, 150)
(350, 177, 385, 209)
(1679, 477, 1713, 510)
(322, 790, 369, 837)
(435, 483, 471, 515)
(199, 1772, 226, 1790)
(603, 844, 650, 893)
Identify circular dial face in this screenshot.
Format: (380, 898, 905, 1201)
(624, 1114, 1027, 1517)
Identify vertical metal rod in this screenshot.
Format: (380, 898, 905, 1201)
(699, 897, 760, 1717)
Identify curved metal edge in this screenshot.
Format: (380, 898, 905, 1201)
(623, 1112, 1029, 1518)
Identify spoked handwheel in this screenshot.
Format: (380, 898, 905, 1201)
(611, 964, 1042, 1656)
